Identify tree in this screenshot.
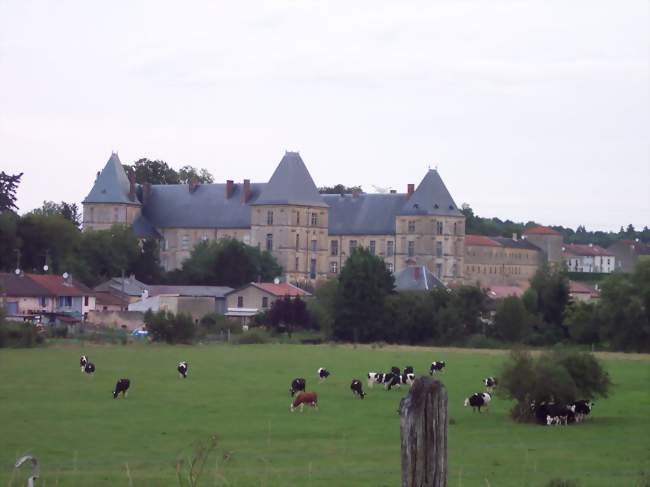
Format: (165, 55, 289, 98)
(333, 247, 394, 342)
(564, 301, 599, 344)
(0, 171, 23, 213)
(123, 158, 214, 185)
(32, 201, 81, 227)
(0, 211, 19, 271)
(318, 184, 363, 194)
(178, 166, 214, 184)
(267, 295, 310, 336)
(494, 296, 533, 342)
(144, 309, 196, 344)
(526, 264, 570, 329)
(307, 279, 338, 336)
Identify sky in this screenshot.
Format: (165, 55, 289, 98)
(1, 0, 648, 232)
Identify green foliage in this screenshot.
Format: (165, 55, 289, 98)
(200, 313, 242, 335)
(564, 301, 599, 344)
(123, 158, 214, 185)
(144, 310, 196, 344)
(0, 322, 43, 348)
(175, 238, 281, 287)
(307, 279, 338, 336)
(31, 200, 81, 227)
(333, 247, 395, 342)
(526, 264, 570, 327)
(318, 184, 363, 194)
(0, 171, 22, 213)
(0, 211, 19, 270)
(494, 296, 534, 342)
(178, 165, 214, 184)
(267, 296, 311, 334)
(232, 329, 271, 344)
(499, 349, 611, 422)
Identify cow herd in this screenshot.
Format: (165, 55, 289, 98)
(532, 399, 594, 425)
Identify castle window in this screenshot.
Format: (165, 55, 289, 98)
(349, 240, 358, 254)
(436, 221, 443, 235)
(201, 234, 209, 242)
(369, 240, 376, 255)
(296, 234, 300, 251)
(295, 256, 299, 271)
(331, 240, 338, 256)
(297, 212, 300, 225)
(89, 207, 94, 221)
(330, 261, 338, 274)
(435, 263, 442, 278)
(267, 211, 274, 225)
(408, 221, 416, 232)
(311, 212, 318, 226)
(266, 234, 273, 251)
(436, 241, 443, 258)
(387, 262, 394, 272)
(386, 241, 394, 257)
(408, 241, 415, 257)
(311, 239, 317, 252)
(452, 263, 457, 277)
(181, 234, 190, 251)
(310, 258, 317, 279)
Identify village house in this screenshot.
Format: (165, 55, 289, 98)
(562, 243, 615, 273)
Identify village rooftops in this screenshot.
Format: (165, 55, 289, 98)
(563, 243, 613, 257)
(523, 225, 562, 236)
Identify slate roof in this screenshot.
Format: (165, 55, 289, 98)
(324, 193, 408, 235)
(143, 182, 266, 229)
(394, 266, 446, 291)
(398, 170, 462, 217)
(225, 282, 311, 297)
(84, 153, 138, 205)
(94, 277, 148, 297)
(251, 152, 327, 208)
(132, 214, 160, 238)
(146, 285, 233, 298)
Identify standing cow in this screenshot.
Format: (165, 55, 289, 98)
(290, 378, 306, 397)
(80, 355, 89, 372)
(290, 392, 318, 412)
(83, 362, 96, 376)
(350, 379, 366, 399)
(317, 368, 330, 382)
(113, 379, 130, 399)
(177, 361, 189, 379)
(483, 377, 498, 391)
(464, 392, 491, 412)
(429, 361, 446, 374)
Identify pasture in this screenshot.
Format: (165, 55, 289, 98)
(0, 344, 648, 486)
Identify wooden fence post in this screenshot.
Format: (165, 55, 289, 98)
(399, 376, 448, 487)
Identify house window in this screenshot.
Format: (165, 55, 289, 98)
(435, 263, 443, 278)
(436, 221, 443, 235)
(387, 241, 394, 257)
(408, 221, 416, 232)
(311, 213, 318, 226)
(310, 258, 317, 279)
(408, 241, 415, 257)
(436, 241, 443, 257)
(267, 211, 274, 225)
(262, 297, 269, 308)
(369, 240, 376, 255)
(39, 297, 46, 307)
(58, 296, 72, 307)
(349, 240, 358, 254)
(84, 296, 89, 306)
(452, 263, 457, 277)
(181, 234, 190, 250)
(296, 234, 300, 251)
(387, 262, 394, 272)
(331, 240, 339, 256)
(266, 233, 273, 251)
(297, 212, 300, 225)
(237, 296, 244, 307)
(330, 261, 338, 274)
(311, 239, 317, 252)
(453, 222, 457, 235)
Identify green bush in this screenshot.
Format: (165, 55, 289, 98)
(232, 329, 271, 344)
(200, 313, 243, 335)
(144, 310, 197, 344)
(464, 334, 503, 349)
(0, 322, 44, 348)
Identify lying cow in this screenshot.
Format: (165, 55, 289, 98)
(113, 378, 130, 399)
(350, 379, 366, 399)
(317, 368, 330, 382)
(367, 372, 385, 388)
(83, 362, 96, 376)
(290, 391, 318, 412)
(429, 361, 446, 375)
(464, 392, 491, 413)
(290, 378, 306, 397)
(404, 366, 414, 375)
(80, 355, 89, 372)
(178, 361, 188, 379)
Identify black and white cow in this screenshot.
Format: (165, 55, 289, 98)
(83, 362, 96, 375)
(464, 392, 491, 412)
(367, 372, 385, 388)
(483, 377, 498, 390)
(404, 366, 414, 375)
(290, 378, 306, 397)
(80, 355, 89, 372)
(350, 379, 366, 399)
(401, 373, 415, 386)
(318, 368, 330, 381)
(571, 400, 594, 422)
(177, 361, 188, 378)
(385, 372, 401, 391)
(429, 361, 446, 375)
(390, 366, 401, 375)
(113, 378, 130, 399)
(532, 401, 575, 425)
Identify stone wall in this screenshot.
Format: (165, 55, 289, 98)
(86, 310, 145, 330)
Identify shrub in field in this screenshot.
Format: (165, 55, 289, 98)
(232, 329, 271, 344)
(0, 322, 43, 348)
(144, 310, 196, 344)
(200, 313, 242, 335)
(498, 349, 611, 422)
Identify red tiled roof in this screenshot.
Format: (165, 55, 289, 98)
(0, 272, 52, 296)
(95, 291, 128, 307)
(569, 281, 600, 298)
(251, 282, 311, 297)
(29, 274, 93, 297)
(523, 225, 561, 236)
(465, 235, 500, 247)
(563, 244, 612, 257)
(486, 286, 525, 299)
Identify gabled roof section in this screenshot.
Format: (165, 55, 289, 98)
(324, 193, 407, 235)
(563, 243, 613, 257)
(524, 225, 561, 236)
(398, 170, 462, 217)
(225, 282, 311, 298)
(28, 274, 94, 297)
(84, 153, 139, 205)
(0, 272, 53, 297)
(252, 152, 327, 207)
(465, 235, 500, 247)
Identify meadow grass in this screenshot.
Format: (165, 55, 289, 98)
(0, 343, 648, 486)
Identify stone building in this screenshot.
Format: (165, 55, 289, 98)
(83, 152, 466, 285)
(521, 225, 563, 264)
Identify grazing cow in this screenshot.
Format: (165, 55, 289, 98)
(572, 400, 594, 422)
(290, 391, 318, 412)
(483, 377, 498, 391)
(350, 379, 366, 399)
(177, 361, 188, 379)
(113, 379, 130, 399)
(317, 368, 330, 381)
(80, 355, 89, 372)
(290, 378, 306, 397)
(83, 362, 96, 375)
(532, 402, 575, 425)
(367, 372, 385, 388)
(429, 361, 446, 375)
(464, 392, 492, 412)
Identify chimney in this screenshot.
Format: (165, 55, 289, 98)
(390, 189, 396, 194)
(143, 182, 152, 204)
(189, 178, 199, 193)
(242, 179, 251, 203)
(512, 233, 518, 242)
(226, 180, 235, 199)
(128, 172, 136, 201)
(407, 184, 415, 198)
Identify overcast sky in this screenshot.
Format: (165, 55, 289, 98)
(1, 0, 648, 231)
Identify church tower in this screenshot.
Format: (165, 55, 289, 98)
(82, 153, 141, 231)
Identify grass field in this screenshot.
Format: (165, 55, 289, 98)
(0, 343, 648, 486)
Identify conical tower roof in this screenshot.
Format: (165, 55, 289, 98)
(84, 153, 139, 205)
(253, 152, 327, 207)
(399, 169, 461, 216)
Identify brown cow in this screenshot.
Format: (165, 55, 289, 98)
(290, 391, 318, 412)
